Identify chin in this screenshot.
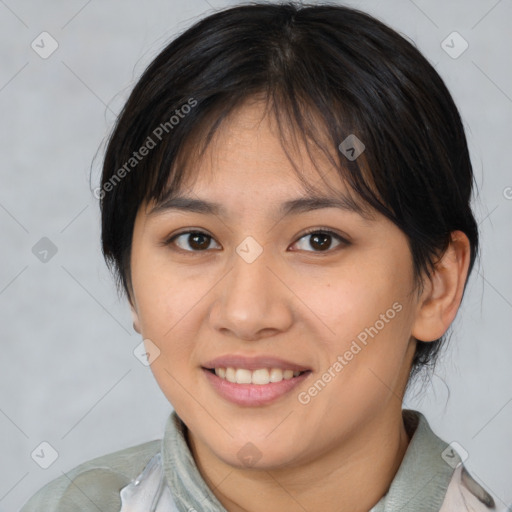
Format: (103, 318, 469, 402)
(209, 431, 306, 471)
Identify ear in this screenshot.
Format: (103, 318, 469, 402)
(412, 231, 471, 342)
(130, 302, 141, 334)
(126, 283, 142, 334)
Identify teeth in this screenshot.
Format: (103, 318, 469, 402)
(252, 368, 270, 385)
(225, 367, 236, 383)
(235, 368, 252, 384)
(213, 367, 303, 385)
(269, 368, 283, 383)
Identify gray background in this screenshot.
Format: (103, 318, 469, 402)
(1, 0, 511, 510)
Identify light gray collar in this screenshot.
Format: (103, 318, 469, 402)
(161, 412, 228, 511)
(370, 409, 457, 511)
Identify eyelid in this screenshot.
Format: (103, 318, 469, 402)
(166, 228, 210, 241)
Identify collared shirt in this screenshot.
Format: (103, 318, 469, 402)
(20, 409, 501, 512)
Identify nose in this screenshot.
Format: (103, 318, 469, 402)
(208, 245, 294, 341)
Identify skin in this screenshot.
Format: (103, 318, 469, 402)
(129, 99, 471, 512)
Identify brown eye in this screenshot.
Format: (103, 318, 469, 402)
(309, 232, 333, 251)
(169, 231, 221, 252)
(292, 229, 348, 253)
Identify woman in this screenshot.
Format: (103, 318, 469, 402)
(21, 2, 502, 511)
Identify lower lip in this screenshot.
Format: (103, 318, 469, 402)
(203, 369, 311, 406)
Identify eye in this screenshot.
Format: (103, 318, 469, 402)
(164, 228, 349, 254)
(291, 228, 349, 253)
(167, 230, 221, 252)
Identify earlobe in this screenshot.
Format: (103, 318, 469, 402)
(412, 231, 471, 342)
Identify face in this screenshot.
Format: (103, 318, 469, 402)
(129, 99, 420, 471)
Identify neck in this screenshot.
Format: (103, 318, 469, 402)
(187, 406, 411, 512)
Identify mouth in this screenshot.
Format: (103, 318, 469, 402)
(201, 356, 312, 406)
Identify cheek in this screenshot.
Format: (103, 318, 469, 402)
(131, 244, 188, 349)
(130, 244, 220, 386)
(131, 254, 203, 408)
(132, 237, 189, 320)
(296, 259, 411, 345)
(297, 259, 415, 401)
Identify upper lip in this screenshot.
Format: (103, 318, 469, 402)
(202, 355, 311, 372)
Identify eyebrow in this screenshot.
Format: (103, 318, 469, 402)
(149, 194, 370, 219)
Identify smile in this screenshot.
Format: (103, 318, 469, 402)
(202, 367, 311, 406)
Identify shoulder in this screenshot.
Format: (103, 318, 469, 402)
(20, 439, 161, 512)
(440, 464, 499, 512)
(389, 410, 502, 512)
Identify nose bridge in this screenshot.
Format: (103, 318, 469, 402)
(226, 240, 273, 314)
(209, 238, 292, 339)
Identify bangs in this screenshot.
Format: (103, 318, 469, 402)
(149, 90, 377, 223)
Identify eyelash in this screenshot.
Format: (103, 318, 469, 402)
(164, 227, 350, 254)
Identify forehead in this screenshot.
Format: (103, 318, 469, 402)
(185, 99, 331, 183)
(149, 100, 374, 220)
